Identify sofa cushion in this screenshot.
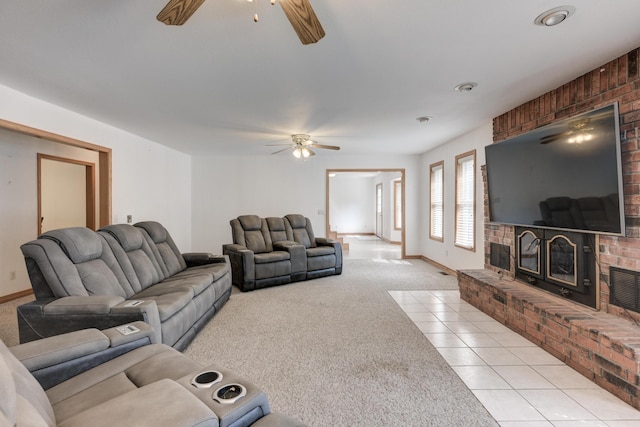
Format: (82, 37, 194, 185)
(135, 222, 187, 277)
(265, 217, 288, 243)
(284, 214, 316, 248)
(131, 290, 193, 322)
(99, 225, 165, 293)
(42, 228, 102, 264)
(38, 228, 131, 298)
(46, 344, 200, 423)
(235, 215, 273, 254)
(0, 339, 55, 426)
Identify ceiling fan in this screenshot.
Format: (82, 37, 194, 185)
(157, 0, 325, 45)
(268, 134, 340, 158)
(539, 118, 594, 145)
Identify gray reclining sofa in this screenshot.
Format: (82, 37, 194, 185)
(223, 214, 342, 292)
(1, 323, 304, 426)
(18, 221, 232, 350)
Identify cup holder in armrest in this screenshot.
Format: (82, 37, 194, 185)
(191, 370, 223, 388)
(213, 384, 247, 405)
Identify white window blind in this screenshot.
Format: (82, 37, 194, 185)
(430, 162, 444, 241)
(455, 151, 475, 250)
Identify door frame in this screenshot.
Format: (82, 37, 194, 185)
(0, 118, 111, 228)
(37, 154, 96, 235)
(326, 168, 406, 258)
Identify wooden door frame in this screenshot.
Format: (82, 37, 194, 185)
(326, 168, 406, 258)
(376, 182, 383, 238)
(37, 154, 96, 234)
(0, 118, 111, 228)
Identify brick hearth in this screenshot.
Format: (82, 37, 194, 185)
(463, 47, 640, 409)
(459, 269, 640, 410)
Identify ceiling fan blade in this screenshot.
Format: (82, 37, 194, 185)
(306, 148, 316, 157)
(266, 143, 294, 146)
(278, 0, 325, 45)
(157, 0, 206, 26)
(311, 143, 340, 150)
(271, 146, 292, 155)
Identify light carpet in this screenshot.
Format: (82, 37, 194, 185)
(184, 259, 498, 426)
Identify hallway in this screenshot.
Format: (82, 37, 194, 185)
(341, 235, 401, 260)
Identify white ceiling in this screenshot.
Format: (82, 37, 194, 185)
(1, 1, 640, 157)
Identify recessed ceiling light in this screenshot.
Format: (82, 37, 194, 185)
(454, 82, 477, 92)
(416, 116, 432, 123)
(534, 6, 575, 26)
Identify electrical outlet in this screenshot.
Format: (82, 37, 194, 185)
(9, 271, 16, 280)
(127, 215, 133, 224)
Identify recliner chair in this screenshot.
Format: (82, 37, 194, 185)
(284, 214, 342, 279)
(0, 323, 304, 427)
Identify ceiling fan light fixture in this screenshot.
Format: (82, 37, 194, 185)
(534, 6, 575, 26)
(293, 147, 302, 158)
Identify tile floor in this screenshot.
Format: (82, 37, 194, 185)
(389, 289, 640, 427)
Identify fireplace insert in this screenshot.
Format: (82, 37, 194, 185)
(515, 226, 597, 308)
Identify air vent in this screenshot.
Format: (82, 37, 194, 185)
(610, 267, 640, 313)
(490, 243, 511, 271)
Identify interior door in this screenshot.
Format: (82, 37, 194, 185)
(376, 183, 382, 238)
(38, 154, 96, 234)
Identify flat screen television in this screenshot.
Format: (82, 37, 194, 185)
(485, 102, 625, 235)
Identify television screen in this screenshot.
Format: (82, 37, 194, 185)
(485, 102, 625, 235)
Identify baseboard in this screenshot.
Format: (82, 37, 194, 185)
(336, 232, 375, 236)
(0, 289, 33, 304)
(419, 256, 457, 277)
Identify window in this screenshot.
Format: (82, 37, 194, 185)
(455, 150, 476, 251)
(430, 161, 444, 241)
(394, 179, 402, 230)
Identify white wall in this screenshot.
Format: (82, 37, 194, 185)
(420, 123, 492, 271)
(328, 174, 375, 234)
(0, 84, 191, 298)
(191, 154, 421, 255)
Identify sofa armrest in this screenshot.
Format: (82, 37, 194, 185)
(58, 379, 218, 427)
(183, 252, 226, 267)
(42, 295, 125, 314)
(223, 244, 256, 291)
(17, 298, 161, 346)
(11, 328, 110, 370)
(10, 321, 157, 390)
(314, 238, 343, 269)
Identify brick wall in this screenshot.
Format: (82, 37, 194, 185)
(485, 47, 640, 321)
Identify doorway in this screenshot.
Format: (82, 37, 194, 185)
(38, 154, 96, 234)
(326, 169, 405, 258)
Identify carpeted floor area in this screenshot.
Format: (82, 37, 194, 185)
(184, 259, 497, 426)
(0, 259, 498, 426)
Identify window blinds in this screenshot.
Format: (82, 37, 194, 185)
(455, 152, 475, 250)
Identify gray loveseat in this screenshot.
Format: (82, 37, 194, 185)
(1, 323, 304, 426)
(223, 214, 342, 292)
(18, 221, 231, 350)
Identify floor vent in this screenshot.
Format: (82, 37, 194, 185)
(610, 267, 640, 314)
(439, 271, 449, 276)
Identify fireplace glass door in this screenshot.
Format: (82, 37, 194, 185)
(547, 235, 576, 286)
(518, 230, 541, 276)
(514, 226, 596, 308)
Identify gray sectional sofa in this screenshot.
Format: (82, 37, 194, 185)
(18, 221, 232, 351)
(1, 323, 304, 426)
(223, 214, 342, 292)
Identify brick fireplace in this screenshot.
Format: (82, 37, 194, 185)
(459, 47, 640, 409)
